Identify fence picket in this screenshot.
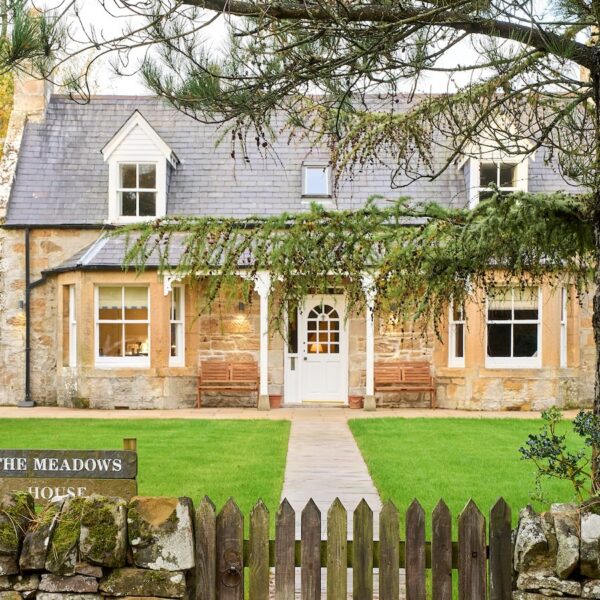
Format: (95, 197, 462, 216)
(405, 500, 426, 600)
(432, 499, 452, 600)
(275, 499, 295, 600)
(458, 500, 486, 600)
(195, 496, 216, 600)
(249, 500, 270, 600)
(216, 498, 244, 600)
(379, 500, 400, 600)
(301, 499, 321, 600)
(353, 499, 374, 600)
(327, 498, 347, 600)
(489, 498, 512, 600)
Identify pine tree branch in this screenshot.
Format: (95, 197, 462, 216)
(182, 0, 595, 68)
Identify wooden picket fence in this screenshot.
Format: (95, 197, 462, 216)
(193, 496, 512, 600)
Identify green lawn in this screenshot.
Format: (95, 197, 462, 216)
(0, 419, 290, 517)
(349, 417, 584, 531)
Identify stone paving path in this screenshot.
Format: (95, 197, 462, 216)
(281, 419, 382, 538)
(0, 405, 574, 420)
(280, 419, 393, 599)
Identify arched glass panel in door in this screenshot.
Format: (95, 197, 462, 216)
(306, 304, 340, 354)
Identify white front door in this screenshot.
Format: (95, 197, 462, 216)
(299, 295, 348, 403)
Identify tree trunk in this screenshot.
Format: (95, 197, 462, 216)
(591, 57, 600, 491)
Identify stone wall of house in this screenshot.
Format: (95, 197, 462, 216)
(432, 287, 595, 411)
(349, 314, 434, 407)
(0, 492, 195, 600)
(513, 501, 600, 599)
(193, 291, 284, 408)
(0, 229, 100, 406)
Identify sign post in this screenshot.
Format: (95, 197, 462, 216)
(0, 439, 138, 503)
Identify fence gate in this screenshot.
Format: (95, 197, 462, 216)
(193, 497, 512, 600)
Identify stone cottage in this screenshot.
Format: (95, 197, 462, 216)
(0, 72, 594, 410)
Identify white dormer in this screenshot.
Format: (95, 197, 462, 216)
(457, 130, 535, 208)
(101, 111, 179, 224)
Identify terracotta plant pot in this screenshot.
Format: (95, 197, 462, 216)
(348, 395, 364, 409)
(269, 395, 283, 409)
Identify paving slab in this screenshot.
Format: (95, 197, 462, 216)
(0, 406, 575, 420)
(281, 420, 382, 539)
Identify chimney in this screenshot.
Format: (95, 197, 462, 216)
(13, 69, 52, 121)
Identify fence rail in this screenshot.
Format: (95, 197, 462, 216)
(194, 497, 512, 600)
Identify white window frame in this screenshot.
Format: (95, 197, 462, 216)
(68, 285, 77, 367)
(560, 287, 568, 368)
(448, 303, 465, 368)
(467, 156, 529, 208)
(478, 161, 520, 199)
(95, 285, 150, 369)
(302, 164, 331, 198)
(107, 159, 167, 224)
(63, 284, 77, 368)
(485, 286, 542, 369)
(116, 162, 159, 218)
(169, 285, 185, 367)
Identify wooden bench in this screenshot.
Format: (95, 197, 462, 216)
(374, 361, 436, 408)
(197, 361, 259, 408)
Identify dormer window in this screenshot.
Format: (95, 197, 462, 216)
(479, 162, 519, 201)
(102, 110, 179, 224)
(461, 155, 529, 208)
(119, 163, 157, 217)
(303, 164, 331, 197)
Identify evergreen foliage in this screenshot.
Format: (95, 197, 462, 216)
(119, 191, 594, 330)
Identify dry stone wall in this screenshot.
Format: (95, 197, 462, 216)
(0, 492, 195, 600)
(514, 501, 600, 599)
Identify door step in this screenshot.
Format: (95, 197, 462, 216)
(300, 401, 346, 408)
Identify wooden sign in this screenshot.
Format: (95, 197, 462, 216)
(0, 442, 138, 503)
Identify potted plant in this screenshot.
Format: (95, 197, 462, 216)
(269, 395, 283, 409)
(348, 395, 364, 409)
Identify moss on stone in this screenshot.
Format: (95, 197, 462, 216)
(81, 497, 119, 561)
(46, 497, 85, 572)
(0, 492, 34, 555)
(126, 503, 156, 547)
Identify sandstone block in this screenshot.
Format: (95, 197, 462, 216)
(79, 496, 127, 568)
(11, 575, 39, 592)
(0, 492, 34, 556)
(37, 594, 101, 600)
(20, 501, 61, 571)
(513, 507, 552, 574)
(512, 593, 562, 600)
(0, 593, 22, 600)
(99, 568, 186, 598)
(583, 580, 600, 598)
(39, 575, 98, 594)
(516, 573, 581, 596)
(550, 504, 580, 579)
(581, 501, 600, 578)
(46, 498, 85, 575)
(0, 558, 18, 577)
(74, 565, 102, 579)
(127, 497, 194, 571)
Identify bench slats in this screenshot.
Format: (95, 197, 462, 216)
(197, 360, 259, 408)
(374, 361, 436, 408)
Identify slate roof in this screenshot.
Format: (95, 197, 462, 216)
(48, 234, 183, 272)
(5, 94, 572, 227)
